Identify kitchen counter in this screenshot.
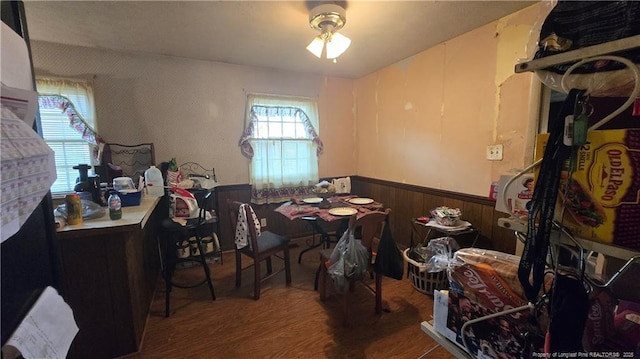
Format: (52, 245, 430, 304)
(57, 195, 161, 235)
(56, 194, 166, 359)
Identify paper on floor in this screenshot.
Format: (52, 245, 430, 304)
(2, 286, 78, 359)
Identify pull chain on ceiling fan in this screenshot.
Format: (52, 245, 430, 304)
(306, 4, 351, 62)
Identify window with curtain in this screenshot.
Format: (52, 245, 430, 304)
(36, 78, 98, 194)
(239, 94, 324, 204)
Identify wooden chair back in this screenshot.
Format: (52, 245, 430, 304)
(348, 208, 391, 259)
(226, 199, 292, 299)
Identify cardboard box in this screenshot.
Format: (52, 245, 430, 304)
(433, 290, 535, 359)
(494, 174, 535, 219)
(535, 129, 640, 250)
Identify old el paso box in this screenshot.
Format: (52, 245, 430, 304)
(535, 129, 640, 250)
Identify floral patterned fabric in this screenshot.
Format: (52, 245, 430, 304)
(38, 95, 104, 145)
(238, 106, 323, 159)
(250, 184, 315, 205)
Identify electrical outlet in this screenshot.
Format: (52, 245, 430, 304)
(486, 144, 503, 161)
(260, 218, 267, 227)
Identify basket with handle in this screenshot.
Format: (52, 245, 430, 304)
(403, 248, 449, 295)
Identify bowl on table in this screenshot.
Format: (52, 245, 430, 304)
(431, 206, 462, 227)
(312, 188, 335, 209)
(433, 214, 460, 227)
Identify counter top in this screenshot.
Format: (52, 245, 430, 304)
(56, 195, 162, 235)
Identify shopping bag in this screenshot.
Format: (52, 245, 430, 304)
(327, 227, 369, 292)
(373, 217, 404, 280)
(344, 234, 369, 280)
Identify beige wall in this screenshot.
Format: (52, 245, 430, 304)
(354, 5, 539, 196)
(31, 4, 540, 197)
(30, 42, 356, 185)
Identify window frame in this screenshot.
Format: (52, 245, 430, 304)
(36, 78, 98, 195)
(242, 94, 323, 204)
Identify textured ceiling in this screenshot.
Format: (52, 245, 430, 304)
(23, 1, 536, 79)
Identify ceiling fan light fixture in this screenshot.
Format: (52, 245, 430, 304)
(325, 32, 351, 59)
(306, 4, 350, 61)
(306, 36, 325, 58)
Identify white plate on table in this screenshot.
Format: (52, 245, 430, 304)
(348, 198, 374, 205)
(302, 197, 323, 204)
(328, 207, 358, 216)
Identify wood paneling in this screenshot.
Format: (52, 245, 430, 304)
(216, 176, 517, 254)
(57, 202, 163, 358)
(351, 177, 516, 253)
(215, 184, 317, 251)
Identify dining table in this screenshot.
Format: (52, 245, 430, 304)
(275, 195, 385, 263)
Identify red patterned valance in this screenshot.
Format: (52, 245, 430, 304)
(38, 95, 104, 145)
(239, 105, 324, 159)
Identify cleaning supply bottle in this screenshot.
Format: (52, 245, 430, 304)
(108, 191, 122, 220)
(145, 165, 164, 197)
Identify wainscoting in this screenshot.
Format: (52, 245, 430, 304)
(215, 176, 517, 255)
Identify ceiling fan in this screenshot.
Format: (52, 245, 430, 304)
(306, 3, 351, 62)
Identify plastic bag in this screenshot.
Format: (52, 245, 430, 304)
(327, 255, 347, 293)
(425, 237, 460, 272)
(327, 227, 370, 292)
(412, 237, 460, 273)
(344, 236, 369, 280)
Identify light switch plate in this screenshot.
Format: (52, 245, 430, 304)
(486, 144, 503, 161)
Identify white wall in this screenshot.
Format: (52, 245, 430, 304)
(30, 41, 356, 185)
(30, 4, 541, 197)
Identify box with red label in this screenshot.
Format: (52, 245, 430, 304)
(535, 129, 640, 250)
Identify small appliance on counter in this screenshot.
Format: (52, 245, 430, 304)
(170, 187, 199, 218)
(73, 164, 106, 206)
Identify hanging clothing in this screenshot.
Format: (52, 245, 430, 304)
(234, 203, 261, 249)
(545, 274, 589, 354)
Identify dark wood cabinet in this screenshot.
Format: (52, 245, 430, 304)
(56, 197, 163, 358)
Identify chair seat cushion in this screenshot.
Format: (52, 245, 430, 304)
(245, 231, 289, 254)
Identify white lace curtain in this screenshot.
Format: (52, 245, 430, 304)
(241, 94, 321, 204)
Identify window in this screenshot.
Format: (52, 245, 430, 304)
(240, 94, 324, 204)
(36, 78, 97, 194)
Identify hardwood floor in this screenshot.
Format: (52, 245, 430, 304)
(128, 238, 457, 359)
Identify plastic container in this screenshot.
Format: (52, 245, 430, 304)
(118, 190, 142, 207)
(144, 165, 164, 197)
(108, 191, 122, 220)
(113, 177, 136, 192)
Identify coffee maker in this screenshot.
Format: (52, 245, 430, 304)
(73, 164, 106, 206)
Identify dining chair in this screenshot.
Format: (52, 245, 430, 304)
(227, 200, 292, 300)
(317, 208, 391, 326)
(101, 142, 155, 184)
